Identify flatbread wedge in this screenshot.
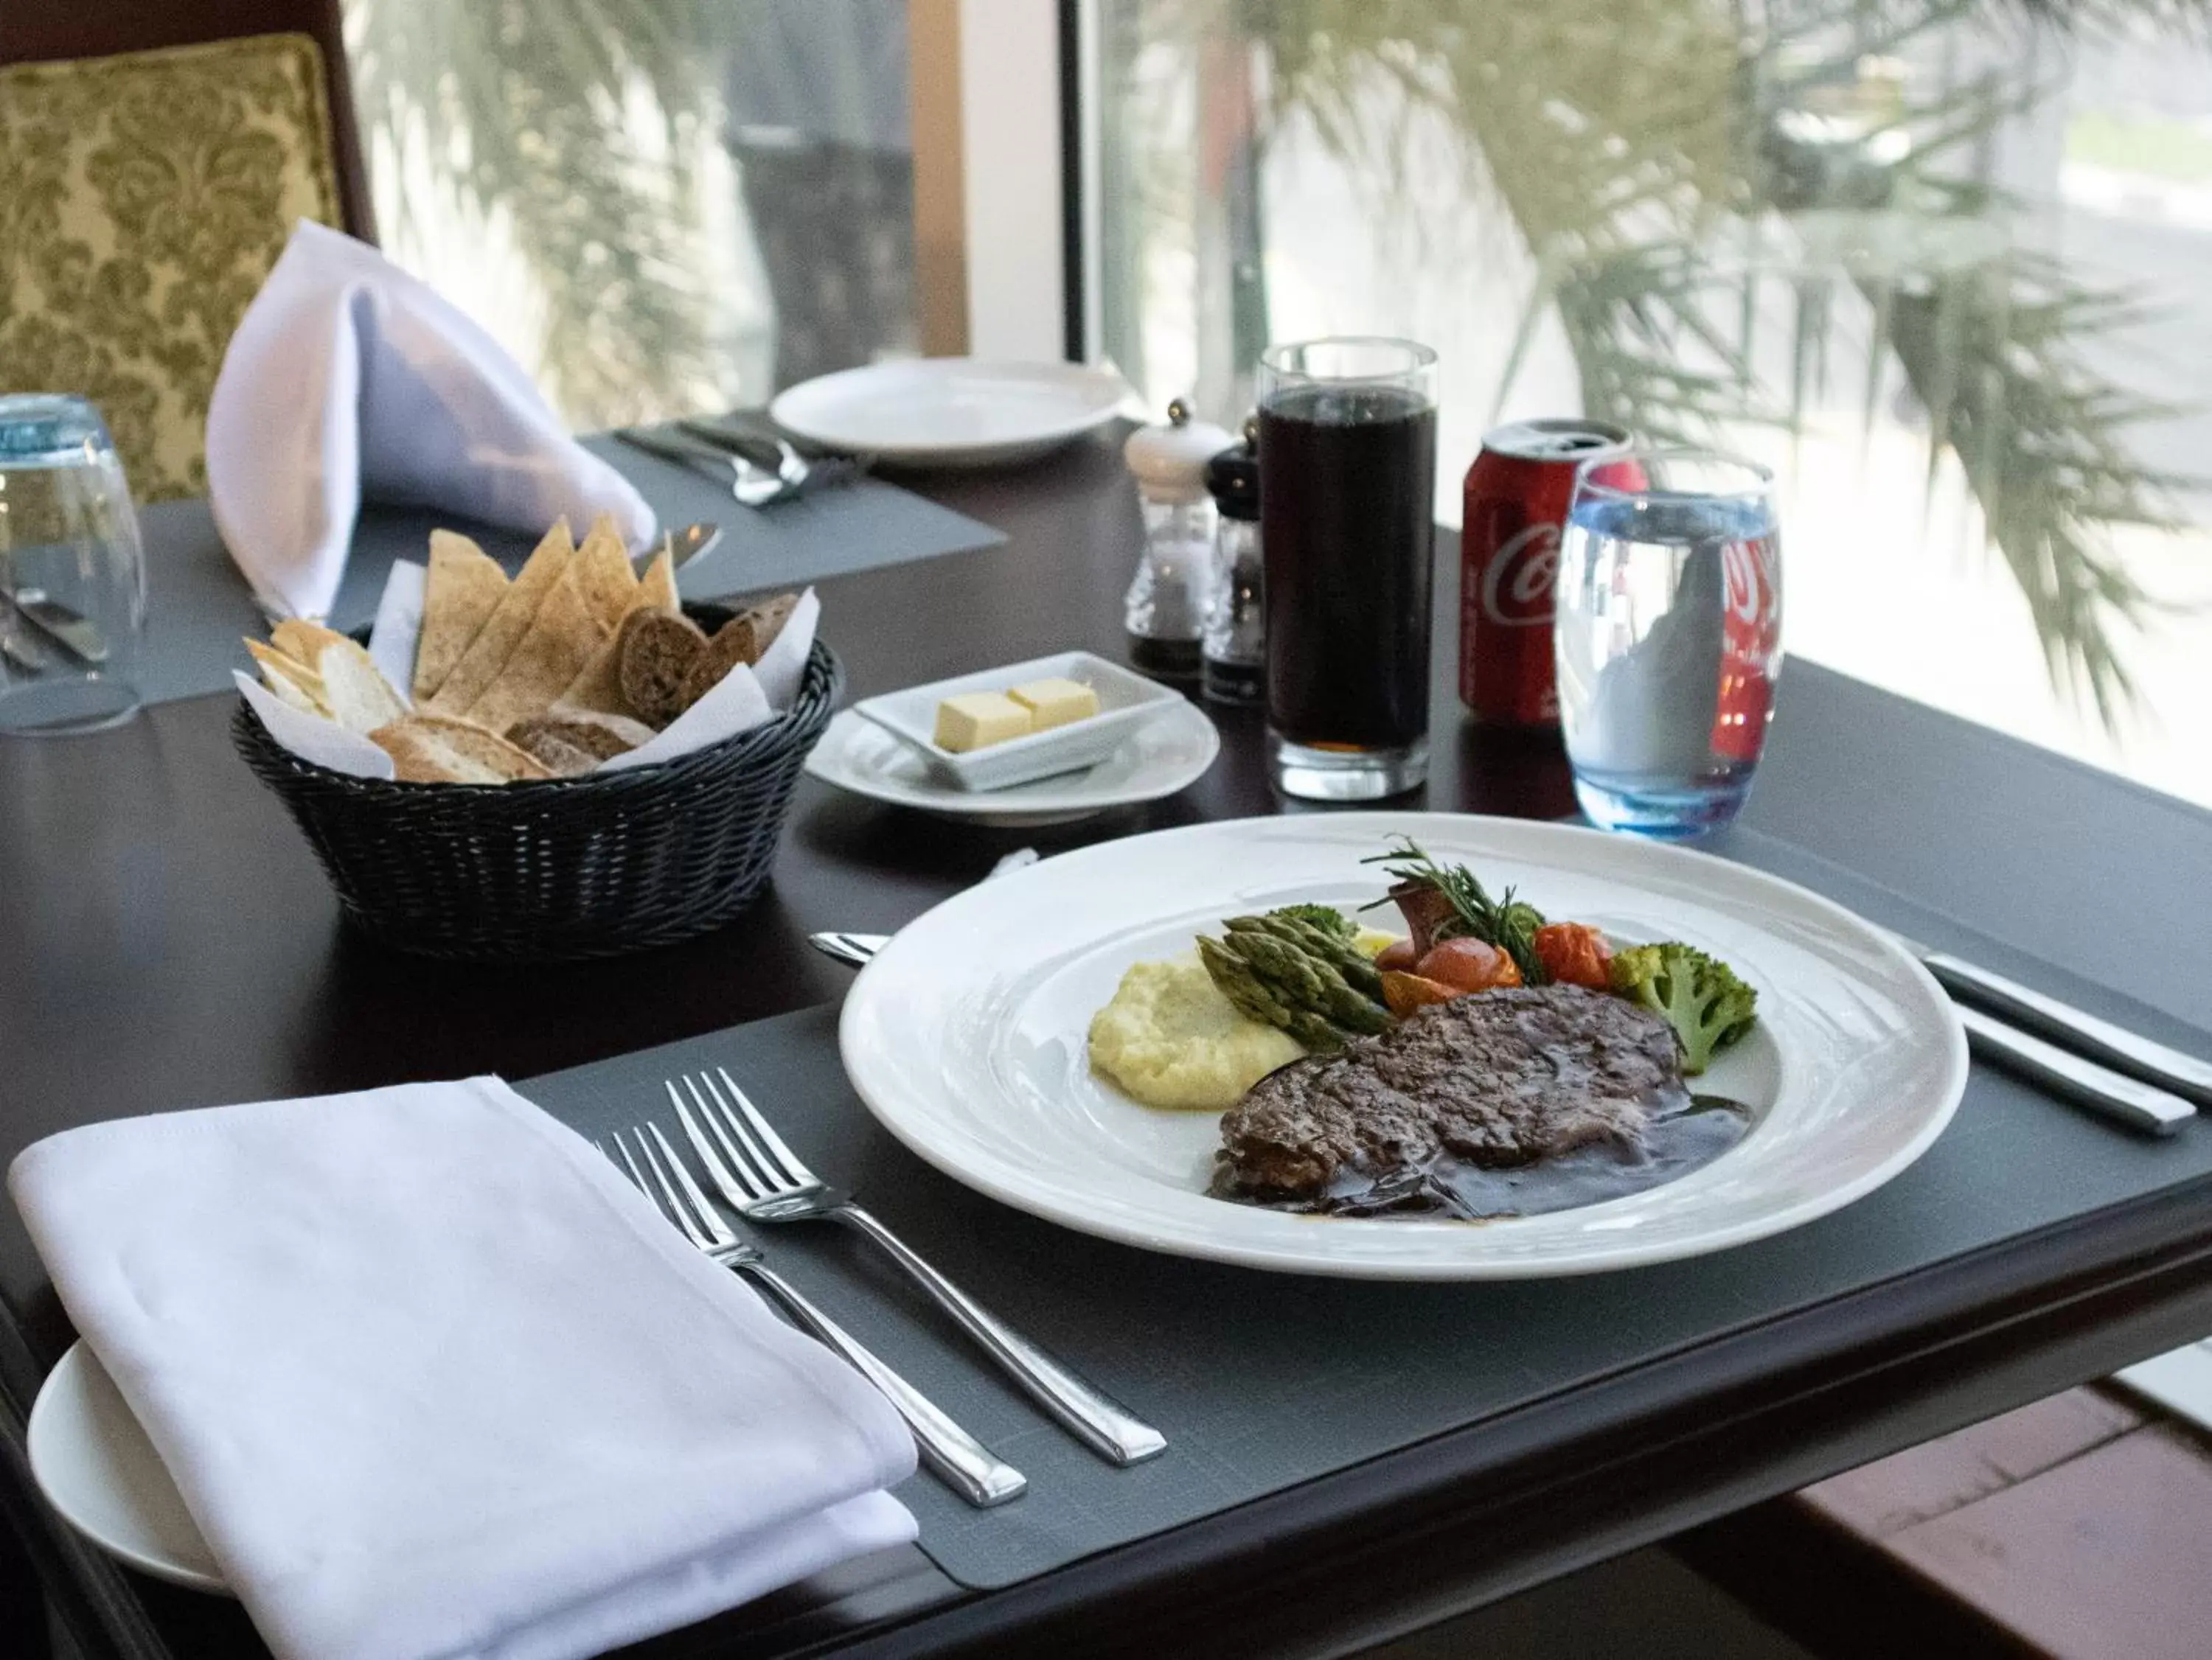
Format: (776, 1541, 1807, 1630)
(246, 640, 329, 714)
(636, 545, 679, 615)
(507, 710, 655, 761)
(426, 520, 574, 715)
(414, 531, 508, 700)
(270, 618, 351, 669)
(314, 639, 408, 734)
(571, 513, 639, 630)
(369, 714, 554, 784)
(462, 566, 608, 736)
(554, 544, 676, 718)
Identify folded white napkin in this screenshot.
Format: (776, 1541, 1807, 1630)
(209, 222, 655, 622)
(10, 1078, 917, 1660)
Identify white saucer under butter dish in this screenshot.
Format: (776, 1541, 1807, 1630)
(852, 651, 1183, 791)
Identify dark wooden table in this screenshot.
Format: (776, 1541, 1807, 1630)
(4, 430, 2210, 1660)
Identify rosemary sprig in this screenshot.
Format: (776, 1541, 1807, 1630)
(1358, 837, 1551, 986)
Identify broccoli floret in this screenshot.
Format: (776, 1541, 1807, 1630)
(1268, 903, 1357, 941)
(1607, 943, 1757, 1075)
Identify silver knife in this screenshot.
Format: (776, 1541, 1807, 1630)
(1899, 935, 2212, 1109)
(1955, 1005, 2194, 1137)
(5, 587, 108, 664)
(810, 931, 891, 968)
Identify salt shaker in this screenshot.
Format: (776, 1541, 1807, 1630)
(1122, 398, 1232, 680)
(1202, 423, 1264, 705)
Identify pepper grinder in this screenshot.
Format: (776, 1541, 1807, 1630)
(1201, 419, 1264, 705)
(1122, 398, 1232, 680)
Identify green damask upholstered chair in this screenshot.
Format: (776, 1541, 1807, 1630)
(0, 5, 369, 502)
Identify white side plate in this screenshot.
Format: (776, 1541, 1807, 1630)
(769, 359, 1130, 467)
(852, 651, 1185, 792)
(840, 813, 1968, 1280)
(29, 1342, 228, 1594)
(807, 700, 1220, 827)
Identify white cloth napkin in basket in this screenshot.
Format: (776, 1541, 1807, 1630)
(208, 222, 655, 622)
(10, 1078, 917, 1660)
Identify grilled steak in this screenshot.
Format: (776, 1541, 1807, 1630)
(1213, 985, 1686, 1212)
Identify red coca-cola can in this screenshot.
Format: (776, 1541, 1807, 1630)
(1460, 418, 1639, 725)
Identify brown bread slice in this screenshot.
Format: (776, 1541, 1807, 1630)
(616, 608, 709, 727)
(426, 520, 572, 715)
(414, 531, 508, 700)
(462, 566, 608, 735)
(369, 714, 555, 784)
(676, 593, 799, 710)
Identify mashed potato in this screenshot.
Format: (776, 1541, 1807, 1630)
(1087, 952, 1306, 1111)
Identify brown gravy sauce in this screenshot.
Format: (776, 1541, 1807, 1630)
(1214, 1092, 1751, 1221)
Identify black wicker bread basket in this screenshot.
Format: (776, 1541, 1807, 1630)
(233, 606, 842, 960)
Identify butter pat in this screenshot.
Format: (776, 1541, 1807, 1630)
(933, 691, 1032, 752)
(1007, 677, 1099, 732)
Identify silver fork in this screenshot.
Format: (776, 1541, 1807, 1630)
(606, 1124, 1026, 1508)
(669, 1068, 1166, 1467)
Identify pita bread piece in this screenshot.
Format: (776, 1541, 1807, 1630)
(426, 520, 573, 716)
(315, 638, 408, 733)
(369, 714, 555, 784)
(414, 531, 509, 700)
(246, 639, 329, 716)
(507, 710, 655, 761)
(571, 513, 641, 630)
(636, 545, 679, 614)
(507, 729, 600, 778)
(462, 567, 608, 736)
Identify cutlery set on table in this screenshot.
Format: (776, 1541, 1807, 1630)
(604, 1065, 1164, 1506)
(614, 415, 872, 509)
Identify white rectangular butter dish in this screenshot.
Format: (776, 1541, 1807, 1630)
(852, 651, 1183, 791)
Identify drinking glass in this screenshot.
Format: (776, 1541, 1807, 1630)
(1256, 337, 1437, 800)
(0, 395, 147, 736)
(1554, 449, 1782, 837)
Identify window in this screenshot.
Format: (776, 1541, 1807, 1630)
(343, 0, 917, 429)
(1081, 1, 2212, 807)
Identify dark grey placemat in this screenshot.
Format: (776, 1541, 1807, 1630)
(126, 439, 1002, 707)
(514, 830, 2212, 1591)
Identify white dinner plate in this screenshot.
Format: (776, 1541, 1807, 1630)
(29, 1341, 228, 1593)
(769, 359, 1131, 467)
(840, 813, 1968, 1280)
(807, 700, 1220, 826)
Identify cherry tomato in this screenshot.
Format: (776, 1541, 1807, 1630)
(1374, 938, 1420, 973)
(1533, 921, 1613, 991)
(1413, 937, 1523, 993)
(1382, 970, 1463, 1019)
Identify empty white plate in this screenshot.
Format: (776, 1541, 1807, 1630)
(806, 700, 1220, 826)
(29, 1341, 227, 1593)
(770, 359, 1132, 467)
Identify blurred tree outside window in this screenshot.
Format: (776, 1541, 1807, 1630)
(1091, 0, 2212, 808)
(342, 0, 918, 429)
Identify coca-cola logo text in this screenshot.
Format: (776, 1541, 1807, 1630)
(1478, 523, 1559, 627)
